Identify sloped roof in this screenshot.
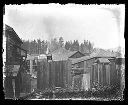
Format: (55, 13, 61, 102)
(68, 50, 85, 58)
(71, 50, 116, 64)
(90, 49, 116, 58)
(5, 24, 23, 44)
(97, 58, 110, 63)
(51, 47, 71, 61)
(51, 47, 84, 61)
(71, 56, 90, 64)
(68, 51, 77, 57)
(4, 24, 13, 31)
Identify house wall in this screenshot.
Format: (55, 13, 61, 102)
(77, 61, 84, 68)
(83, 57, 118, 89)
(109, 59, 117, 86)
(4, 25, 28, 99)
(72, 74, 83, 91)
(71, 57, 120, 90)
(6, 31, 22, 65)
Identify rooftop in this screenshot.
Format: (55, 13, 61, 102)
(71, 50, 117, 64)
(51, 47, 84, 61)
(5, 24, 23, 44)
(97, 58, 110, 63)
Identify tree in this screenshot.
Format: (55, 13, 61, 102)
(79, 43, 84, 53)
(59, 37, 64, 47)
(65, 41, 71, 50)
(49, 38, 59, 52)
(71, 40, 79, 51)
(79, 40, 94, 54)
(37, 39, 41, 54)
(33, 40, 37, 54)
(40, 40, 46, 54)
(116, 46, 122, 57)
(88, 41, 94, 53)
(22, 40, 30, 53)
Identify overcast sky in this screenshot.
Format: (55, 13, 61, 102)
(4, 4, 125, 49)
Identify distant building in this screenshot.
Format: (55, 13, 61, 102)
(50, 47, 85, 61)
(71, 49, 121, 90)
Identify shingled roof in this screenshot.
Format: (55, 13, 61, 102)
(51, 47, 71, 61)
(90, 49, 117, 58)
(71, 49, 116, 64)
(51, 47, 84, 61)
(97, 58, 110, 63)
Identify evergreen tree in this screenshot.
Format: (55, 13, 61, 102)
(22, 40, 30, 53)
(80, 43, 84, 53)
(37, 39, 41, 54)
(49, 38, 59, 52)
(33, 40, 37, 54)
(59, 37, 64, 47)
(65, 41, 71, 50)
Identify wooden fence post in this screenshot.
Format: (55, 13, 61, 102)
(51, 61, 55, 89)
(67, 60, 72, 91)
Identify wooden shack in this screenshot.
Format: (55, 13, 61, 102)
(3, 24, 27, 98)
(71, 50, 119, 90)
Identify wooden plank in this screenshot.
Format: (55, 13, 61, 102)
(41, 61, 45, 90)
(62, 61, 65, 88)
(100, 64, 103, 86)
(52, 61, 55, 89)
(90, 66, 92, 89)
(48, 62, 51, 89)
(45, 60, 49, 89)
(106, 64, 110, 85)
(58, 61, 60, 87)
(60, 61, 62, 87)
(98, 64, 100, 86)
(99, 64, 101, 85)
(64, 60, 68, 89)
(37, 61, 40, 89)
(67, 60, 72, 90)
(61, 61, 64, 87)
(55, 61, 58, 87)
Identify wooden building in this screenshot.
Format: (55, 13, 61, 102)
(71, 50, 120, 91)
(3, 24, 27, 99)
(50, 47, 85, 61)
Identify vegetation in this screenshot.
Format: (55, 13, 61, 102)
(22, 37, 94, 54)
(19, 85, 122, 100)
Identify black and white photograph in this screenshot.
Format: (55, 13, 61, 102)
(3, 4, 125, 100)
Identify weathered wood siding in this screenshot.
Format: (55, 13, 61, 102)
(37, 60, 72, 91)
(72, 74, 83, 91)
(83, 57, 119, 89)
